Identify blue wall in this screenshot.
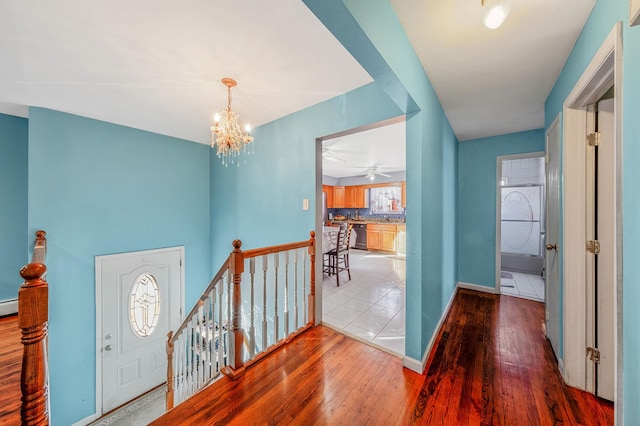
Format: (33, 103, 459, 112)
(211, 0, 459, 363)
(28, 108, 211, 425)
(457, 129, 545, 288)
(544, 0, 640, 422)
(0, 113, 28, 302)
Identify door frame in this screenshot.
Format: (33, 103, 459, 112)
(561, 22, 622, 417)
(94, 246, 185, 417)
(494, 151, 545, 292)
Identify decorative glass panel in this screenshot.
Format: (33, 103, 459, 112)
(129, 273, 160, 337)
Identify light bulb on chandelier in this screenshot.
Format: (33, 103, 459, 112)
(210, 78, 254, 167)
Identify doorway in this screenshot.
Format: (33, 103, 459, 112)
(496, 153, 545, 303)
(561, 23, 620, 413)
(95, 247, 183, 415)
(316, 117, 407, 356)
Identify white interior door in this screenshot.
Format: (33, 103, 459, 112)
(97, 247, 183, 413)
(545, 117, 561, 357)
(595, 98, 615, 401)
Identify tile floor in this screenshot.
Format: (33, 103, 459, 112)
(500, 270, 545, 302)
(322, 250, 406, 356)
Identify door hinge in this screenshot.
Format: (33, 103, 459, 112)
(586, 240, 601, 254)
(587, 132, 601, 147)
(587, 347, 601, 364)
(180, 259, 182, 267)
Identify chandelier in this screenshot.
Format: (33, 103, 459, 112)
(211, 78, 254, 166)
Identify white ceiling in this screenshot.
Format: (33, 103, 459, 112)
(391, 0, 596, 141)
(1, 0, 596, 177)
(0, 0, 372, 144)
(322, 121, 406, 179)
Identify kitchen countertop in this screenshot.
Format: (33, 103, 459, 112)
(330, 219, 405, 225)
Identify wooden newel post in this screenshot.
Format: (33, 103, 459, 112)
(308, 231, 316, 325)
(166, 331, 174, 411)
(229, 240, 246, 378)
(18, 262, 49, 426)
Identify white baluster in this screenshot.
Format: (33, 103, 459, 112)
(218, 276, 224, 372)
(249, 257, 256, 360)
(262, 255, 268, 350)
(274, 252, 279, 343)
(303, 249, 308, 324)
(204, 295, 211, 382)
(284, 250, 290, 337)
(294, 249, 299, 329)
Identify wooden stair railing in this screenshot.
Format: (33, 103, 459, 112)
(18, 230, 49, 426)
(166, 231, 316, 410)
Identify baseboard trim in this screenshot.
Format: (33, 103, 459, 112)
(402, 356, 423, 374)
(0, 299, 18, 316)
(402, 286, 459, 374)
(457, 281, 499, 294)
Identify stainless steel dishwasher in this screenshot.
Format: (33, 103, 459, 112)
(353, 223, 367, 249)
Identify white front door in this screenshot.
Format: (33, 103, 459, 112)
(545, 116, 561, 357)
(96, 247, 183, 413)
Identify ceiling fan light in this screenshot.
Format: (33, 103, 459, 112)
(481, 0, 510, 29)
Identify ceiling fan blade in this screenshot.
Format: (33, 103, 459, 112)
(324, 154, 346, 163)
(378, 172, 392, 177)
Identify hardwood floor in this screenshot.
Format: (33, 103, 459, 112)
(0, 315, 21, 426)
(413, 289, 613, 425)
(152, 289, 612, 426)
(152, 325, 424, 425)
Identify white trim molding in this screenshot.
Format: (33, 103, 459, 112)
(0, 299, 18, 316)
(457, 281, 499, 294)
(561, 22, 622, 422)
(403, 286, 459, 374)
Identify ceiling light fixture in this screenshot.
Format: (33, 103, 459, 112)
(211, 78, 254, 167)
(481, 0, 510, 29)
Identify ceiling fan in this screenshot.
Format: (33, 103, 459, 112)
(362, 166, 392, 181)
(321, 147, 346, 163)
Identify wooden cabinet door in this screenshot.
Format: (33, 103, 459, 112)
(381, 231, 396, 251)
(344, 186, 355, 208)
(366, 230, 380, 250)
(323, 185, 334, 208)
(333, 186, 345, 208)
(353, 186, 365, 208)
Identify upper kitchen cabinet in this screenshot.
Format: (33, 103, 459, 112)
(323, 185, 334, 208)
(333, 186, 345, 208)
(345, 185, 365, 208)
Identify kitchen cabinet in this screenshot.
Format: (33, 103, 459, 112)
(367, 223, 397, 251)
(333, 186, 345, 208)
(323, 185, 334, 208)
(397, 224, 406, 254)
(366, 229, 381, 250)
(345, 185, 365, 208)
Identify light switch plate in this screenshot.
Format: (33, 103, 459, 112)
(303, 199, 309, 210)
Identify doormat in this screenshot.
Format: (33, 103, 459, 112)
(500, 271, 513, 279)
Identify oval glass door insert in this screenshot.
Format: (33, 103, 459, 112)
(129, 273, 161, 337)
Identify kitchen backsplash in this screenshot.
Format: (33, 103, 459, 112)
(328, 207, 406, 221)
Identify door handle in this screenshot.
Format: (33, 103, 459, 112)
(545, 243, 558, 252)
(104, 344, 113, 352)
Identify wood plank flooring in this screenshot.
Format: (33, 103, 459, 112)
(0, 315, 21, 426)
(0, 288, 603, 425)
(152, 289, 612, 426)
(413, 289, 613, 425)
(152, 325, 424, 425)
